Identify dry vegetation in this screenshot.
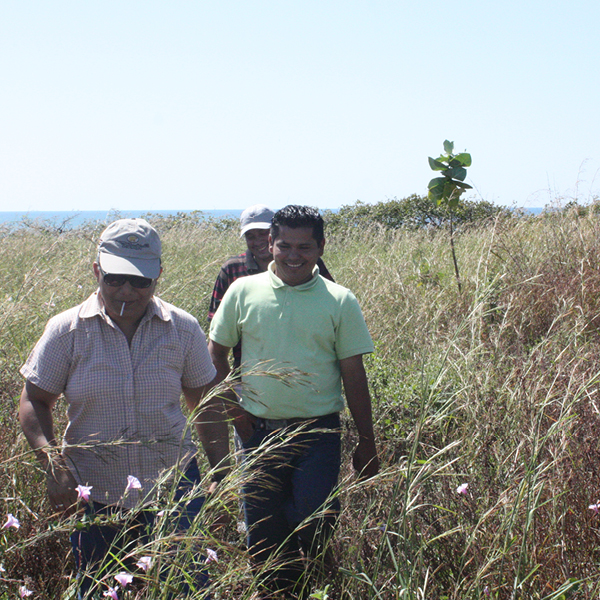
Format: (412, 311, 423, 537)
(2, 207, 600, 599)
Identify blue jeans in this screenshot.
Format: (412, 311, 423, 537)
(70, 458, 208, 599)
(241, 413, 341, 594)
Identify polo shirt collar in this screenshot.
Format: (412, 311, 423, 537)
(78, 291, 170, 323)
(267, 262, 320, 290)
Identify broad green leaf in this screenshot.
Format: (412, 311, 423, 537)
(454, 152, 471, 167)
(443, 140, 454, 154)
(427, 177, 446, 190)
(428, 157, 447, 171)
(444, 181, 457, 197)
(428, 183, 444, 203)
(454, 180, 472, 190)
(445, 166, 467, 181)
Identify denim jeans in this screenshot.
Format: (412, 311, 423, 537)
(241, 412, 341, 594)
(70, 458, 208, 599)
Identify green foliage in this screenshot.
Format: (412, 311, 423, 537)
(428, 139, 473, 208)
(427, 140, 476, 293)
(324, 194, 510, 233)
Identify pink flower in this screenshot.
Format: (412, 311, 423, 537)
(484, 585, 490, 596)
(125, 476, 142, 493)
(589, 502, 599, 514)
(136, 556, 153, 572)
(204, 548, 219, 564)
(456, 483, 469, 495)
(3, 514, 20, 529)
(114, 572, 133, 588)
(103, 586, 119, 599)
(157, 510, 165, 517)
(19, 586, 33, 598)
(76, 485, 93, 502)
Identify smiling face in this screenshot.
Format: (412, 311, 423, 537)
(244, 228, 272, 265)
(93, 262, 158, 325)
(269, 225, 325, 286)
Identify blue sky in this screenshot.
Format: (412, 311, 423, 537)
(1, 1, 598, 212)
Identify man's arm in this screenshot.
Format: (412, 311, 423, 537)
(19, 381, 79, 513)
(208, 339, 256, 443)
(208, 339, 232, 386)
(183, 383, 231, 488)
(339, 354, 379, 479)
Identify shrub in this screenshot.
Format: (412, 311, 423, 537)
(323, 194, 513, 233)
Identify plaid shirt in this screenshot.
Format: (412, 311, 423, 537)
(21, 292, 216, 508)
(208, 252, 334, 368)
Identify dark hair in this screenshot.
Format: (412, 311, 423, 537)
(270, 205, 325, 245)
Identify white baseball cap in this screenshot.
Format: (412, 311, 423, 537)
(97, 218, 162, 279)
(239, 204, 275, 237)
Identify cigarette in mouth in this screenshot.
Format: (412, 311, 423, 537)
(120, 302, 126, 316)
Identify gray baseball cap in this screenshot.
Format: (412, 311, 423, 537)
(97, 218, 162, 279)
(239, 204, 274, 237)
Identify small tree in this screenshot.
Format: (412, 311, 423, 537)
(427, 140, 472, 292)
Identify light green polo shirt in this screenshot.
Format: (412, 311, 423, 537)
(209, 263, 374, 419)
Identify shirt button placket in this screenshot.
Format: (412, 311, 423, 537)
(121, 337, 137, 481)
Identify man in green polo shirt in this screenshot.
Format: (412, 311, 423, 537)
(208, 205, 378, 597)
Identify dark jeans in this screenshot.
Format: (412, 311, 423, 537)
(70, 458, 208, 599)
(241, 413, 341, 595)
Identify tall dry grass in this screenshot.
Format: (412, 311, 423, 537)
(2, 208, 600, 598)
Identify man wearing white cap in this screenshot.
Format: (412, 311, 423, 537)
(208, 204, 334, 372)
(19, 218, 228, 598)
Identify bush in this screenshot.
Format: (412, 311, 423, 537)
(324, 194, 513, 233)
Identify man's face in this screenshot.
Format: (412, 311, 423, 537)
(269, 225, 324, 287)
(244, 228, 272, 262)
(93, 262, 158, 323)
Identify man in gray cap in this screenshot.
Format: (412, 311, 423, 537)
(19, 218, 229, 598)
(208, 205, 334, 372)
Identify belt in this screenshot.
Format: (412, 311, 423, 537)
(253, 412, 339, 432)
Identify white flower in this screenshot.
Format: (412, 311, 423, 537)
(76, 485, 93, 502)
(114, 572, 133, 588)
(456, 483, 469, 495)
(125, 475, 142, 492)
(2, 513, 20, 529)
(136, 556, 153, 572)
(204, 548, 219, 564)
(103, 586, 119, 599)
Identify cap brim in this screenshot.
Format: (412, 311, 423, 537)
(240, 222, 272, 237)
(98, 252, 161, 279)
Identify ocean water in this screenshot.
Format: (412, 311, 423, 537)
(0, 206, 542, 227)
(0, 209, 243, 227)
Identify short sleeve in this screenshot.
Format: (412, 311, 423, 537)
(209, 279, 243, 349)
(20, 316, 74, 395)
(181, 322, 217, 388)
(334, 292, 374, 360)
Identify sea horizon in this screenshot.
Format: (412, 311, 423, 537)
(0, 206, 544, 227)
(0, 208, 245, 227)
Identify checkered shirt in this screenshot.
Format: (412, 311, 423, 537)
(20, 292, 216, 508)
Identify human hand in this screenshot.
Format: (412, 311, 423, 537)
(352, 439, 379, 480)
(206, 480, 234, 533)
(45, 456, 79, 516)
(234, 412, 256, 445)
